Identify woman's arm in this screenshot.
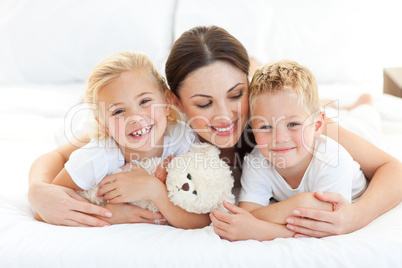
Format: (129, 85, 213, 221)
(28, 134, 114, 226)
(286, 121, 402, 236)
(28, 133, 165, 227)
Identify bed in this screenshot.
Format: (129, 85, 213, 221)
(1, 0, 402, 267)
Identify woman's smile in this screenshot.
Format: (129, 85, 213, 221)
(210, 119, 239, 136)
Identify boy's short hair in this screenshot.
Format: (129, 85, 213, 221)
(249, 60, 319, 115)
(85, 51, 178, 140)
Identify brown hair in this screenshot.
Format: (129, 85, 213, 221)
(249, 60, 319, 115)
(165, 26, 250, 98)
(86, 51, 178, 140)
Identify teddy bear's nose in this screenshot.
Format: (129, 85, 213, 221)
(181, 183, 189, 191)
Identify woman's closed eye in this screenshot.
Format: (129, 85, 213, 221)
(229, 91, 244, 100)
(196, 100, 212, 109)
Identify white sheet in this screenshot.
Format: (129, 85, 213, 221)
(1, 84, 402, 267)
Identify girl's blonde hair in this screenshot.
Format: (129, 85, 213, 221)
(85, 51, 178, 140)
(249, 60, 319, 115)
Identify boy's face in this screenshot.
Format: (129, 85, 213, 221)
(250, 91, 323, 170)
(96, 70, 170, 160)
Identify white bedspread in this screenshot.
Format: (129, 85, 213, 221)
(1, 84, 402, 267)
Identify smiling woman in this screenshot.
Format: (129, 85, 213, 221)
(164, 25, 402, 241)
(174, 61, 249, 149)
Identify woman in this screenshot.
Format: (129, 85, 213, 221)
(29, 26, 402, 237)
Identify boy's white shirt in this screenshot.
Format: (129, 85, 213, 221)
(239, 135, 368, 205)
(65, 121, 198, 190)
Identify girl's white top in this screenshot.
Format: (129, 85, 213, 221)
(65, 121, 198, 190)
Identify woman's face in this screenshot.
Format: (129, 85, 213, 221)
(177, 61, 249, 148)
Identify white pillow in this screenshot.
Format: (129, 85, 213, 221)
(0, 0, 176, 83)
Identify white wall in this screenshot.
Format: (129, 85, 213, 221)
(0, 0, 401, 91)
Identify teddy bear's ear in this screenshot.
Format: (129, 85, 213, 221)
(189, 142, 220, 157)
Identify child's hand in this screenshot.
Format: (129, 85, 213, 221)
(210, 201, 262, 241)
(98, 203, 167, 225)
(97, 166, 162, 204)
(154, 155, 176, 184)
(120, 163, 133, 171)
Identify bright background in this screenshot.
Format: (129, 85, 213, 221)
(0, 0, 401, 164)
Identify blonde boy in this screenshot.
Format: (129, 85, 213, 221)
(239, 60, 368, 211)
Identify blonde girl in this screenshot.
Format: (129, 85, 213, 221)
(35, 51, 209, 228)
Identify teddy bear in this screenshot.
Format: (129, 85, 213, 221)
(79, 143, 235, 214)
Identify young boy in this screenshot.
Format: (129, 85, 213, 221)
(239, 60, 368, 213)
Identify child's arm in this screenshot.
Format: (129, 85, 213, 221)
(248, 192, 333, 225)
(151, 182, 211, 229)
(211, 193, 333, 241)
(97, 167, 211, 229)
(210, 201, 294, 241)
(51, 168, 83, 191)
(29, 134, 165, 227)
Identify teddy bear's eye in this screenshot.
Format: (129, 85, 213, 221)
(187, 174, 192, 180)
(192, 190, 197, 195)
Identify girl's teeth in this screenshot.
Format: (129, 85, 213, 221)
(131, 126, 152, 137)
(213, 123, 235, 132)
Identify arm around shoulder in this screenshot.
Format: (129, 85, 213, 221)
(28, 133, 114, 227)
(302, 120, 402, 234)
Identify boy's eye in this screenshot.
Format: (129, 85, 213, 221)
(196, 101, 212, 109)
(112, 109, 124, 116)
(260, 125, 273, 131)
(140, 98, 151, 105)
(288, 122, 300, 127)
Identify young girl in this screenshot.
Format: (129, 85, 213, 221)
(36, 51, 209, 229)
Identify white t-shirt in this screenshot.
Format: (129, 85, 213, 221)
(65, 121, 198, 190)
(239, 136, 368, 205)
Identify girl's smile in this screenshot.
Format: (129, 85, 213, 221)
(128, 124, 154, 138)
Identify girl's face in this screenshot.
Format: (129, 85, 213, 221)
(251, 91, 323, 172)
(96, 70, 170, 161)
(176, 61, 249, 148)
